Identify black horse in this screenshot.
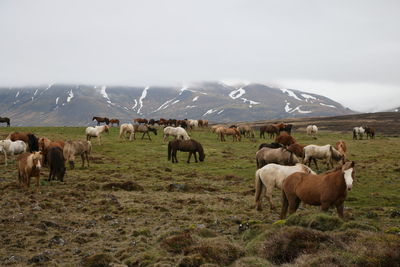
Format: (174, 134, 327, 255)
(92, 116, 110, 126)
(0, 117, 10, 127)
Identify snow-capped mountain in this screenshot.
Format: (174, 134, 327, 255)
(0, 82, 354, 126)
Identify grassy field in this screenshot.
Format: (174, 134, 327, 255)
(0, 126, 399, 266)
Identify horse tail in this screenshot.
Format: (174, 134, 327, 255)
(280, 188, 289, 219)
(254, 169, 263, 210)
(167, 141, 172, 161)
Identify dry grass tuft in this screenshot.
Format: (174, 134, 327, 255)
(285, 211, 343, 231)
(81, 253, 115, 267)
(161, 232, 195, 254)
(102, 181, 144, 191)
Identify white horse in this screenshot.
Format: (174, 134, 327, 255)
(303, 144, 343, 170)
(163, 126, 190, 141)
(254, 163, 315, 210)
(306, 125, 318, 137)
(187, 119, 198, 129)
(353, 127, 365, 140)
(0, 140, 27, 166)
(85, 125, 109, 145)
(119, 123, 134, 141)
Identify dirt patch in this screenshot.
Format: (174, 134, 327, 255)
(102, 181, 143, 191)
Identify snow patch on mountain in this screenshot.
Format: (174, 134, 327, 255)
(220, 80, 250, 88)
(172, 100, 180, 105)
(34, 89, 38, 96)
(203, 108, 218, 116)
(132, 99, 138, 110)
(179, 86, 188, 95)
(193, 96, 199, 102)
(290, 106, 312, 114)
(217, 109, 224, 115)
(185, 105, 196, 109)
(320, 103, 336, 108)
(15, 91, 19, 98)
(55, 97, 59, 105)
(137, 86, 149, 114)
(301, 93, 317, 100)
(281, 88, 302, 101)
(154, 98, 175, 112)
(241, 97, 260, 108)
(100, 86, 110, 101)
(229, 87, 246, 99)
(67, 90, 74, 102)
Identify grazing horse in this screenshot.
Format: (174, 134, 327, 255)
(119, 123, 135, 141)
(134, 118, 148, 124)
(303, 144, 343, 170)
(47, 147, 66, 182)
(203, 120, 209, 127)
(63, 140, 91, 169)
(38, 137, 65, 165)
(260, 125, 279, 139)
(0, 117, 10, 127)
(219, 128, 241, 142)
(168, 139, 205, 163)
(280, 124, 293, 135)
(177, 120, 188, 129)
(148, 119, 156, 125)
(187, 119, 198, 129)
(85, 125, 109, 145)
(7, 132, 39, 152)
(364, 126, 375, 139)
(306, 125, 318, 137)
(287, 143, 305, 158)
(238, 125, 255, 138)
(254, 163, 315, 210)
(109, 119, 120, 127)
(256, 147, 299, 169)
(0, 140, 27, 166)
(163, 126, 190, 141)
(258, 142, 284, 150)
(92, 116, 110, 126)
(133, 124, 157, 140)
(198, 120, 204, 127)
(353, 127, 365, 140)
(275, 132, 297, 146)
(17, 152, 43, 188)
(281, 161, 356, 219)
(335, 140, 347, 163)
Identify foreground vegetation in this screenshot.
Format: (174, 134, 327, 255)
(0, 126, 399, 266)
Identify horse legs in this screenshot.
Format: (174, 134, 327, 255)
(86, 152, 90, 168)
(288, 196, 301, 216)
(194, 152, 198, 163)
(321, 202, 330, 213)
(172, 149, 178, 163)
(81, 154, 85, 168)
(187, 152, 192, 163)
(311, 158, 319, 170)
(280, 191, 289, 219)
(147, 132, 152, 141)
(48, 168, 52, 181)
(141, 132, 145, 140)
(98, 136, 102, 145)
(266, 186, 275, 210)
(336, 203, 344, 218)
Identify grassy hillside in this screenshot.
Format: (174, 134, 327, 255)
(0, 126, 399, 266)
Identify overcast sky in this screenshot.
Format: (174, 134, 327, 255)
(1, 0, 399, 112)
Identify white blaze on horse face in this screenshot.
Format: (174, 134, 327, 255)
(344, 168, 353, 190)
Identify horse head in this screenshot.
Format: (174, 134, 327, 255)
(342, 161, 355, 190)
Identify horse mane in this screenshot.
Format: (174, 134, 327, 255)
(324, 165, 343, 174)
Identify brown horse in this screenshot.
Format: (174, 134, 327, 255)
(287, 143, 305, 158)
(17, 152, 43, 188)
(39, 137, 65, 165)
(260, 125, 279, 139)
(364, 126, 375, 139)
(134, 118, 148, 124)
(133, 124, 157, 140)
(92, 116, 110, 126)
(275, 132, 297, 146)
(220, 128, 241, 142)
(256, 147, 299, 169)
(335, 140, 347, 163)
(47, 147, 66, 182)
(0, 117, 10, 127)
(7, 132, 39, 152)
(168, 139, 205, 163)
(109, 118, 120, 127)
(281, 161, 355, 219)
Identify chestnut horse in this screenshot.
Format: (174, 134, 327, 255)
(260, 125, 279, 139)
(134, 118, 148, 124)
(219, 128, 241, 142)
(92, 116, 110, 126)
(281, 161, 356, 219)
(335, 140, 347, 163)
(17, 152, 43, 188)
(0, 117, 10, 127)
(275, 132, 297, 146)
(168, 139, 205, 163)
(38, 137, 65, 165)
(109, 119, 120, 127)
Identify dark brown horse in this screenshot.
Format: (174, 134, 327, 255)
(38, 137, 65, 165)
(260, 125, 279, 139)
(287, 143, 305, 158)
(109, 118, 120, 127)
(7, 132, 39, 152)
(281, 161, 355, 219)
(275, 132, 297, 146)
(364, 126, 375, 139)
(134, 118, 148, 124)
(0, 117, 10, 127)
(47, 147, 66, 182)
(168, 139, 205, 163)
(92, 116, 110, 126)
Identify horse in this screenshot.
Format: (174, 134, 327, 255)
(219, 128, 241, 142)
(353, 127, 365, 140)
(47, 147, 66, 182)
(133, 124, 157, 140)
(287, 143, 305, 158)
(92, 116, 110, 126)
(119, 123, 135, 141)
(109, 118, 120, 127)
(0, 117, 10, 127)
(133, 118, 148, 124)
(335, 140, 347, 163)
(38, 137, 65, 165)
(85, 125, 109, 145)
(198, 120, 204, 127)
(17, 152, 43, 188)
(275, 132, 297, 146)
(258, 142, 284, 150)
(260, 125, 279, 139)
(281, 161, 356, 219)
(280, 124, 293, 135)
(163, 126, 190, 141)
(177, 120, 188, 129)
(203, 120, 209, 127)
(256, 147, 299, 169)
(238, 125, 255, 138)
(364, 126, 375, 139)
(187, 119, 198, 129)
(7, 132, 39, 152)
(167, 139, 205, 163)
(306, 125, 318, 137)
(63, 140, 91, 169)
(0, 140, 27, 166)
(148, 119, 156, 125)
(303, 144, 343, 170)
(254, 163, 315, 210)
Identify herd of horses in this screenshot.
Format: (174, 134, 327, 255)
(0, 118, 376, 219)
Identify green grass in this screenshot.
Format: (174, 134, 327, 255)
(0, 126, 399, 266)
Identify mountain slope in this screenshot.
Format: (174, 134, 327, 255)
(0, 82, 354, 126)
